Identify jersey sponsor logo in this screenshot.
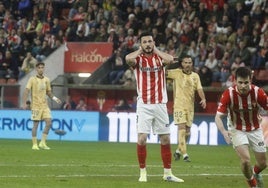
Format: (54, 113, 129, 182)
(140, 66, 163, 72)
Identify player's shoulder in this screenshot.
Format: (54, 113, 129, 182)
(191, 71, 199, 77)
(251, 84, 260, 90)
(190, 71, 201, 81)
(222, 86, 234, 96)
(28, 75, 36, 81)
(251, 84, 266, 95)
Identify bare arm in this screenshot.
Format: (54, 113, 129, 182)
(197, 89, 206, 109)
(125, 47, 143, 67)
(215, 113, 231, 144)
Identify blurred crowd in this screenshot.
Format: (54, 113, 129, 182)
(0, 0, 268, 87)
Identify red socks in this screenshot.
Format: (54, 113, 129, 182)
(137, 144, 172, 169)
(137, 144, 146, 168)
(161, 144, 171, 169)
(253, 165, 261, 174)
(247, 176, 257, 187)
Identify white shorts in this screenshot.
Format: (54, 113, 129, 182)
(136, 98, 170, 135)
(230, 128, 266, 152)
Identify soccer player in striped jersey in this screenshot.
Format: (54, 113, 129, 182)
(23, 61, 61, 150)
(167, 55, 206, 162)
(215, 67, 268, 188)
(125, 32, 184, 183)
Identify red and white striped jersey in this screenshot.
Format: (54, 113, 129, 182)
(217, 85, 268, 131)
(133, 53, 167, 104)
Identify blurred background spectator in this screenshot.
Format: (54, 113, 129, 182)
(19, 52, 37, 79)
(198, 65, 213, 87)
(61, 95, 76, 110)
(109, 48, 127, 85)
(76, 97, 87, 111)
(112, 98, 131, 111)
(120, 68, 136, 87)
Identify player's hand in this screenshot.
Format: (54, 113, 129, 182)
(223, 130, 232, 144)
(138, 46, 143, 54)
(153, 45, 159, 53)
(52, 96, 62, 104)
(55, 98, 62, 104)
(200, 99, 206, 109)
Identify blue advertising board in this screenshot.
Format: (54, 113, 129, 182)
(0, 110, 227, 145)
(0, 110, 99, 141)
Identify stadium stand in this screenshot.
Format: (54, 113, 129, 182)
(0, 0, 268, 112)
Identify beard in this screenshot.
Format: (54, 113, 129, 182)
(142, 46, 153, 54)
(238, 87, 250, 95)
(183, 67, 192, 74)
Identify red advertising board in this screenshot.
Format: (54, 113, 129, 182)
(64, 42, 113, 73)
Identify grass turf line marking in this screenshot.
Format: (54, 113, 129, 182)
(0, 174, 260, 178)
(0, 163, 238, 169)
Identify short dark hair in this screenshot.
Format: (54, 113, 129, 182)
(178, 55, 192, 67)
(139, 32, 152, 41)
(181, 55, 192, 61)
(235, 67, 252, 79)
(36, 61, 45, 67)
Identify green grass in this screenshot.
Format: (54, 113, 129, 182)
(0, 139, 266, 188)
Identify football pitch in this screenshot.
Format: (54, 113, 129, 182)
(0, 139, 267, 188)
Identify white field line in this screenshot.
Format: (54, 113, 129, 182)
(0, 164, 267, 178)
(0, 174, 258, 178)
(0, 164, 237, 169)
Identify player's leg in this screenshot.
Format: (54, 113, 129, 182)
(173, 125, 181, 160)
(253, 152, 266, 188)
(232, 130, 258, 187)
(159, 134, 184, 183)
(136, 101, 151, 182)
(185, 127, 191, 142)
(154, 104, 184, 183)
(235, 145, 257, 187)
(173, 109, 188, 161)
(183, 125, 191, 162)
(175, 123, 190, 161)
(183, 110, 194, 162)
(39, 118, 52, 150)
(251, 129, 267, 188)
(39, 108, 52, 149)
(32, 120, 40, 150)
(178, 124, 190, 162)
(230, 129, 257, 187)
(159, 134, 171, 170)
(137, 133, 148, 182)
(31, 109, 41, 150)
(185, 111, 194, 143)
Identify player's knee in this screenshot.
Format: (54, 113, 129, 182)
(159, 134, 170, 145)
(138, 133, 147, 145)
(241, 159, 251, 167)
(186, 132, 191, 137)
(259, 160, 267, 170)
